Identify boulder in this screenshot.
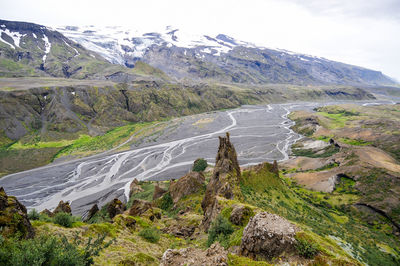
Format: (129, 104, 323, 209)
(161, 242, 228, 266)
(161, 224, 196, 239)
(129, 178, 143, 197)
(169, 171, 205, 203)
(202, 132, 242, 230)
(229, 205, 254, 226)
(53, 200, 72, 215)
(128, 199, 153, 216)
(153, 185, 167, 200)
(107, 198, 125, 219)
(0, 187, 35, 239)
(240, 212, 299, 260)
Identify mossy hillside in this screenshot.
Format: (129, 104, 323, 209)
(311, 104, 400, 160)
(239, 164, 400, 265)
(0, 121, 155, 177)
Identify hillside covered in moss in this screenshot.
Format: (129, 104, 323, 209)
(1, 131, 399, 265)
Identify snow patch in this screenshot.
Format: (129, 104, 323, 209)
(63, 39, 80, 57)
(42, 34, 51, 62)
(0, 28, 24, 48)
(32, 33, 37, 39)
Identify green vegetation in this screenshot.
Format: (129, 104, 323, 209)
(138, 227, 161, 243)
(159, 192, 174, 212)
(295, 234, 319, 259)
(127, 182, 155, 207)
(53, 212, 74, 228)
(192, 158, 208, 172)
(27, 209, 40, 221)
(239, 163, 400, 265)
(292, 145, 340, 158)
(339, 137, 372, 146)
(207, 215, 234, 248)
(0, 233, 111, 266)
(55, 122, 153, 158)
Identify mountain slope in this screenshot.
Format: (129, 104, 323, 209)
(57, 25, 397, 86)
(0, 20, 167, 81)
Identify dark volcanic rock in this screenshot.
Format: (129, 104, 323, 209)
(201, 132, 242, 230)
(161, 224, 196, 239)
(169, 171, 205, 203)
(128, 199, 153, 216)
(107, 198, 125, 219)
(85, 204, 99, 221)
(0, 187, 35, 239)
(53, 200, 72, 215)
(240, 212, 299, 260)
(153, 185, 167, 200)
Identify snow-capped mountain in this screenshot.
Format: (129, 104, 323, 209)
(56, 25, 261, 66)
(56, 25, 396, 86)
(0, 19, 396, 86)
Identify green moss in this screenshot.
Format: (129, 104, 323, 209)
(87, 223, 117, 237)
(138, 227, 160, 243)
(227, 254, 271, 265)
(339, 138, 372, 146)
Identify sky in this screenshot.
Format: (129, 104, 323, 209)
(1, 0, 399, 81)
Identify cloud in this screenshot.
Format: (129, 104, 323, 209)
(288, 0, 400, 21)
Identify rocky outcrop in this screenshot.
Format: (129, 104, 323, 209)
(271, 160, 279, 175)
(229, 205, 254, 226)
(107, 198, 125, 219)
(129, 178, 143, 197)
(0, 187, 35, 239)
(161, 242, 228, 266)
(153, 185, 167, 200)
(40, 209, 53, 217)
(202, 132, 242, 230)
(53, 200, 72, 215)
(240, 212, 299, 260)
(128, 199, 153, 216)
(84, 204, 99, 222)
(169, 172, 205, 203)
(161, 224, 196, 239)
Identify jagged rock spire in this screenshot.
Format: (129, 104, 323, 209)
(201, 132, 242, 230)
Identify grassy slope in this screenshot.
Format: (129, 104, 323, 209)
(26, 162, 400, 265)
(0, 121, 155, 176)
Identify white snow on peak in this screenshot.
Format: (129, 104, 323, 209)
(0, 28, 25, 49)
(42, 34, 51, 62)
(32, 33, 37, 39)
(56, 25, 260, 65)
(55, 25, 327, 66)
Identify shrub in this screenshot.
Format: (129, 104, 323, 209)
(138, 227, 160, 243)
(207, 215, 234, 248)
(53, 212, 73, 228)
(0, 233, 111, 266)
(192, 158, 208, 172)
(27, 209, 40, 221)
(159, 192, 173, 211)
(295, 237, 319, 259)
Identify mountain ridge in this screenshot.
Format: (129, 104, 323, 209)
(0, 19, 397, 86)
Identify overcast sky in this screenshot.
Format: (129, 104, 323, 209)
(1, 0, 399, 81)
